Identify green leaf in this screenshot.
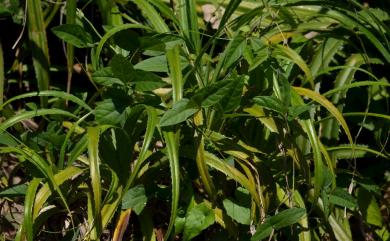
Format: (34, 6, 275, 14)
(113, 29, 140, 52)
(134, 55, 169, 72)
(94, 98, 129, 125)
(192, 78, 243, 109)
(252, 208, 306, 240)
(223, 187, 251, 225)
(269, 208, 306, 229)
(357, 188, 383, 227)
(253, 96, 285, 114)
(0, 184, 28, 197)
(251, 221, 273, 241)
(122, 185, 148, 215)
(0, 132, 18, 146)
(159, 99, 199, 127)
(110, 54, 135, 83)
(133, 70, 167, 91)
(328, 188, 357, 210)
(183, 203, 215, 241)
(223, 199, 250, 225)
(92, 67, 123, 87)
(134, 55, 188, 73)
(51, 24, 93, 48)
(221, 76, 245, 112)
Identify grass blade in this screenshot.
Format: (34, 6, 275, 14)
(167, 45, 183, 102)
(66, 0, 77, 95)
(0, 90, 92, 111)
(133, 0, 169, 33)
(23, 178, 41, 241)
(293, 86, 353, 145)
(0, 109, 77, 133)
(178, 0, 201, 53)
(87, 127, 102, 238)
(162, 131, 180, 240)
(0, 40, 3, 105)
(27, 0, 50, 107)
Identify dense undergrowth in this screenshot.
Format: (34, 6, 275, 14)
(0, 0, 389, 240)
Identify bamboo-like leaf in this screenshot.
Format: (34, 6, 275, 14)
(204, 152, 261, 209)
(322, 54, 366, 141)
(23, 178, 41, 241)
(166, 44, 183, 102)
(291, 90, 324, 200)
(274, 45, 314, 88)
(177, 0, 201, 53)
(87, 127, 102, 237)
(293, 86, 353, 145)
(0, 40, 3, 105)
(0, 90, 92, 111)
(162, 131, 181, 240)
(66, 0, 76, 95)
(132, 0, 169, 33)
(33, 166, 83, 218)
(0, 109, 77, 133)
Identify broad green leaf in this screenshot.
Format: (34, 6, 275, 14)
(94, 98, 129, 125)
(133, 70, 167, 91)
(92, 67, 123, 87)
(0, 184, 27, 197)
(122, 185, 148, 215)
(183, 203, 215, 241)
(357, 188, 383, 227)
(110, 54, 135, 83)
(221, 76, 245, 112)
(328, 188, 357, 210)
(269, 208, 306, 229)
(52, 24, 93, 48)
(223, 199, 250, 225)
(251, 221, 273, 241)
(192, 78, 243, 109)
(113, 29, 140, 51)
(253, 96, 285, 114)
(223, 187, 251, 225)
(134, 55, 169, 72)
(214, 35, 246, 78)
(159, 99, 199, 127)
(134, 54, 187, 73)
(252, 208, 306, 241)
